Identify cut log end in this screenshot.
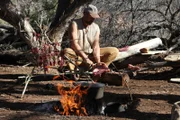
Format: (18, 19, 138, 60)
(96, 72, 130, 86)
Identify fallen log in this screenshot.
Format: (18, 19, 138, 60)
(114, 38, 163, 61)
(0, 49, 26, 65)
(112, 54, 150, 69)
(145, 61, 180, 68)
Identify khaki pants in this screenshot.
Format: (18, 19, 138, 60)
(63, 47, 119, 71)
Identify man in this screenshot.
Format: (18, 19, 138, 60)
(64, 4, 119, 73)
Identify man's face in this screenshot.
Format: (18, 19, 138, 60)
(83, 12, 95, 25)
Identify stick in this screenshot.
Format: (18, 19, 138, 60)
(21, 74, 32, 99)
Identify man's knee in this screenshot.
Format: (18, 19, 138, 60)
(105, 47, 119, 57)
(64, 48, 74, 54)
(111, 47, 119, 56)
(100, 47, 119, 66)
(63, 48, 76, 57)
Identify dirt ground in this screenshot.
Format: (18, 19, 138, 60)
(0, 64, 180, 120)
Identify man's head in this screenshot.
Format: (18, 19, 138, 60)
(84, 4, 100, 19)
(82, 4, 100, 26)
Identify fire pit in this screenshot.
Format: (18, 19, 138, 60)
(30, 81, 138, 116)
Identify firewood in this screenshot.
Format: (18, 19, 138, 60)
(97, 72, 130, 86)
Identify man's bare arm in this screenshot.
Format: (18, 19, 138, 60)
(92, 30, 101, 63)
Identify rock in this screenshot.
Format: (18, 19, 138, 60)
(171, 101, 180, 120)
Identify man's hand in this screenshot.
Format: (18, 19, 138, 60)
(85, 58, 94, 66)
(95, 62, 107, 67)
(92, 62, 110, 80)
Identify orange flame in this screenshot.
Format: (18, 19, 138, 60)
(53, 75, 60, 80)
(55, 81, 89, 116)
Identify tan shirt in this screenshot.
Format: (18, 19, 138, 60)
(71, 18, 100, 53)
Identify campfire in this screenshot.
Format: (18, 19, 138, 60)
(31, 80, 138, 116)
(54, 81, 89, 116)
(31, 68, 137, 116)
(53, 81, 105, 116)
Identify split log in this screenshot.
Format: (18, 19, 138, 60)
(96, 72, 130, 86)
(114, 38, 163, 61)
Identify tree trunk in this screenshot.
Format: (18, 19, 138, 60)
(48, 0, 93, 43)
(0, 0, 37, 48)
